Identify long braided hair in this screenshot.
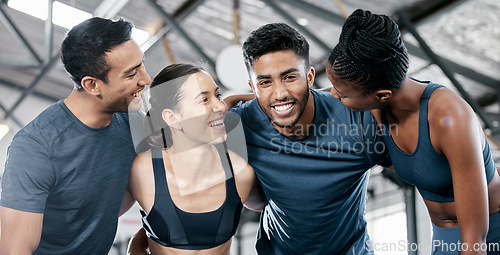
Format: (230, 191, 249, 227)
(328, 9, 409, 94)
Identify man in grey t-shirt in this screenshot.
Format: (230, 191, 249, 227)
(0, 17, 151, 254)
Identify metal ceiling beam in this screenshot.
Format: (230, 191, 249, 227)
(173, 0, 204, 16)
(141, 0, 206, 52)
(232, 0, 240, 44)
(0, 77, 62, 102)
(44, 0, 54, 65)
(396, 10, 496, 132)
(146, 0, 215, 67)
(394, 1, 499, 90)
(141, 25, 171, 52)
(294, 0, 500, 94)
(0, 57, 40, 68)
(397, 0, 460, 25)
(263, 0, 331, 52)
(316, 42, 500, 92)
(403, 42, 500, 92)
(0, 100, 23, 128)
(0, 3, 42, 66)
(146, 0, 225, 88)
(93, 0, 130, 18)
(3, 53, 60, 120)
(278, 0, 346, 26)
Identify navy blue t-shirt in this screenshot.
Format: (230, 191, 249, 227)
(1, 100, 136, 254)
(231, 90, 389, 254)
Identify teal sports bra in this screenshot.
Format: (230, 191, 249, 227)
(381, 81, 496, 202)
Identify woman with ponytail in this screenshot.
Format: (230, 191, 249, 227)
(127, 63, 260, 255)
(327, 9, 500, 254)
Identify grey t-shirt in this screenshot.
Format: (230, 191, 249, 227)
(1, 100, 136, 254)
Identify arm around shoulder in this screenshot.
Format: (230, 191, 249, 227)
(127, 151, 154, 210)
(227, 150, 265, 211)
(244, 179, 265, 212)
(0, 206, 43, 255)
(317, 87, 332, 93)
(223, 93, 255, 110)
(125, 152, 154, 255)
(127, 228, 149, 255)
(120, 151, 153, 217)
(119, 189, 136, 217)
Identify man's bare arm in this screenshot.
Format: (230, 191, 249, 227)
(0, 206, 43, 255)
(223, 93, 255, 110)
(127, 228, 148, 255)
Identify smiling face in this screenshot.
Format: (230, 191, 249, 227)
(248, 50, 315, 128)
(169, 71, 227, 146)
(98, 40, 151, 113)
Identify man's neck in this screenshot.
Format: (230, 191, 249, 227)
(63, 90, 114, 129)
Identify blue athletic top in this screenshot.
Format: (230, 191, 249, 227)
(230, 90, 390, 254)
(141, 142, 243, 250)
(381, 82, 496, 202)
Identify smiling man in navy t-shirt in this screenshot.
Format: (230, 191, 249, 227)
(229, 23, 390, 254)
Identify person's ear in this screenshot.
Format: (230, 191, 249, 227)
(375, 89, 392, 102)
(248, 80, 261, 98)
(247, 68, 258, 96)
(162, 109, 181, 130)
(307, 66, 315, 89)
(248, 80, 256, 93)
(81, 76, 102, 96)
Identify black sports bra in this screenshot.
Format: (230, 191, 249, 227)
(141, 142, 243, 250)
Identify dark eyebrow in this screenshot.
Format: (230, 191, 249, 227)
(256, 68, 299, 80)
(124, 63, 141, 76)
(123, 55, 145, 76)
(280, 68, 299, 77)
(195, 86, 220, 99)
(256, 74, 271, 80)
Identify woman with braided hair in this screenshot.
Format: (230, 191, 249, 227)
(327, 9, 500, 254)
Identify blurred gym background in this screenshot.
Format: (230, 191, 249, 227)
(0, 0, 499, 254)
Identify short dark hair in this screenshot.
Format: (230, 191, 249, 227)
(327, 9, 409, 94)
(146, 63, 204, 148)
(242, 23, 310, 74)
(61, 17, 133, 90)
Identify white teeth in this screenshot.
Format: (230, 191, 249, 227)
(132, 91, 141, 97)
(273, 104, 292, 112)
(209, 119, 224, 127)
